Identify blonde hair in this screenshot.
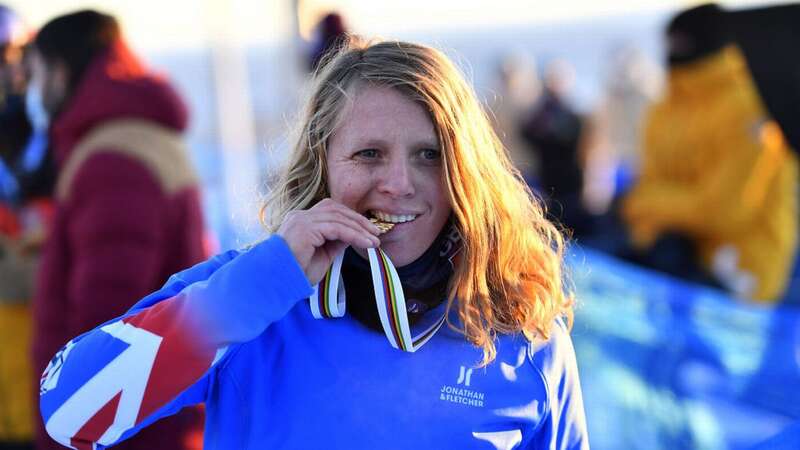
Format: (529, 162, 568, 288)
(262, 38, 573, 364)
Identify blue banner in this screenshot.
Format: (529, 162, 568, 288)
(570, 248, 800, 450)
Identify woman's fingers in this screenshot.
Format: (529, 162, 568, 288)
(277, 199, 383, 284)
(315, 221, 379, 249)
(312, 199, 381, 236)
(277, 199, 380, 276)
(309, 211, 381, 247)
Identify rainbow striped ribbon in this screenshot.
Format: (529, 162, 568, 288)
(309, 251, 345, 318)
(309, 248, 446, 352)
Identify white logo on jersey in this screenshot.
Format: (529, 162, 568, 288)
(457, 365, 473, 387)
(440, 365, 485, 408)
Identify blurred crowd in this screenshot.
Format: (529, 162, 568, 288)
(1, 2, 799, 450)
(492, 3, 800, 304)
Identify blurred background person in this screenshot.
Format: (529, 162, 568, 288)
(0, 3, 28, 175)
(307, 11, 348, 72)
(520, 59, 593, 238)
(578, 45, 662, 217)
(28, 10, 205, 450)
(620, 3, 797, 302)
(0, 5, 52, 450)
(574, 45, 663, 255)
(488, 51, 541, 183)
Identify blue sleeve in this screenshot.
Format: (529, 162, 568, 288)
(39, 235, 313, 449)
(528, 320, 590, 449)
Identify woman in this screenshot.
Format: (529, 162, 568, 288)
(39, 39, 588, 449)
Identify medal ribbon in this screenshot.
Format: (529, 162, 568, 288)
(309, 249, 345, 319)
(309, 247, 446, 352)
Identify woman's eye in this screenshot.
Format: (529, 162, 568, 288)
(420, 148, 441, 161)
(355, 149, 379, 159)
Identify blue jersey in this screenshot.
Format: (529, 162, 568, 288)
(39, 235, 589, 449)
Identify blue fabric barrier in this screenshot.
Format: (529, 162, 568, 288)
(569, 248, 800, 450)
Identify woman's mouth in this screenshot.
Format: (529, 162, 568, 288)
(368, 210, 419, 235)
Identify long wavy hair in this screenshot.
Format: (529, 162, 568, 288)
(262, 37, 573, 364)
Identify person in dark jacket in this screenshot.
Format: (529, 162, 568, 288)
(308, 12, 348, 72)
(520, 60, 591, 237)
(28, 10, 206, 450)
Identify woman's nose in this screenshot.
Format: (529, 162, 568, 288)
(377, 158, 415, 197)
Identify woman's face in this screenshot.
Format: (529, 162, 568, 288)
(326, 84, 452, 266)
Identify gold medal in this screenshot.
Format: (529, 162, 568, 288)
(369, 217, 395, 234)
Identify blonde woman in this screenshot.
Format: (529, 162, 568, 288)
(39, 39, 588, 449)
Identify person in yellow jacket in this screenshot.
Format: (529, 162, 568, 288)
(622, 4, 797, 302)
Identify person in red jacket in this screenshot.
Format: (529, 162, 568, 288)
(28, 10, 206, 450)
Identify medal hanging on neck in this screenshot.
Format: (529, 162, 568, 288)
(309, 247, 446, 352)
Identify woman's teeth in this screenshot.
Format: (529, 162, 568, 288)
(371, 211, 418, 223)
(368, 211, 419, 234)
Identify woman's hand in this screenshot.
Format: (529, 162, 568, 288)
(277, 199, 381, 285)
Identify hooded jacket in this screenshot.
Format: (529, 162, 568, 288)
(32, 40, 206, 450)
